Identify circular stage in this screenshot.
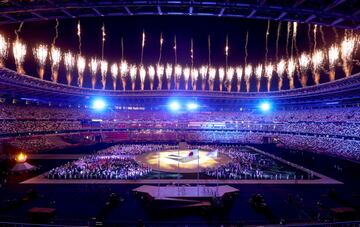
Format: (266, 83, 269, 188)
(135, 149, 231, 173)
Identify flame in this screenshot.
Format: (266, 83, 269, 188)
(16, 152, 27, 162)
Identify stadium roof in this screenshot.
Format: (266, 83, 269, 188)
(0, 0, 359, 30)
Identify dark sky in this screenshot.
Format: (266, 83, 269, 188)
(0, 16, 349, 90)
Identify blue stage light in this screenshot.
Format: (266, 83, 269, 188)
(92, 99, 106, 110)
(259, 101, 271, 112)
(169, 101, 180, 111)
(187, 102, 199, 110)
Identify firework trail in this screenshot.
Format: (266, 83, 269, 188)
(14, 21, 24, 40)
(313, 24, 318, 53)
(332, 27, 339, 43)
(191, 38, 194, 68)
(319, 25, 326, 48)
(276, 22, 281, 61)
(77, 20, 81, 55)
(158, 32, 163, 65)
(121, 37, 124, 60)
(265, 20, 270, 64)
(245, 31, 249, 65)
(140, 30, 145, 65)
(307, 24, 312, 52)
(101, 23, 106, 60)
(208, 35, 211, 66)
(286, 22, 290, 58)
(52, 19, 59, 46)
(225, 35, 229, 69)
(174, 35, 177, 65)
(292, 22, 299, 57)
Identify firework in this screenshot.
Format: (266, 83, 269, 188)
(77, 55, 85, 87)
(165, 64, 173, 90)
(148, 65, 155, 90)
(277, 59, 286, 90)
(328, 45, 339, 81)
(311, 50, 323, 84)
(191, 68, 199, 90)
(129, 65, 137, 90)
(100, 60, 108, 89)
(298, 53, 310, 87)
(50, 46, 61, 82)
(225, 67, 234, 92)
(341, 37, 356, 77)
(33, 44, 47, 79)
(64, 51, 75, 86)
(199, 65, 208, 91)
(255, 64, 263, 92)
(156, 64, 164, 90)
(89, 58, 99, 89)
(0, 34, 9, 67)
(111, 63, 118, 90)
(236, 66, 243, 92)
(244, 65, 252, 92)
(208, 67, 216, 91)
(174, 64, 182, 89)
(140, 31, 145, 64)
(139, 66, 146, 90)
(218, 67, 225, 92)
(77, 20, 82, 54)
(265, 63, 274, 91)
(287, 58, 296, 89)
(183, 67, 190, 90)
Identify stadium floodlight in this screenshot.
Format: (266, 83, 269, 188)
(187, 102, 199, 110)
(259, 101, 271, 112)
(169, 101, 181, 111)
(92, 98, 106, 110)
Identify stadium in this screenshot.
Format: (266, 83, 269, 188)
(0, 0, 360, 226)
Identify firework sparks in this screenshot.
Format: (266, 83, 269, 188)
(165, 63, 172, 90)
(156, 64, 164, 90)
(277, 59, 286, 78)
(199, 65, 208, 91)
(111, 63, 118, 80)
(120, 60, 128, 78)
(50, 46, 61, 82)
(340, 37, 356, 77)
(255, 64, 263, 80)
(183, 67, 190, 82)
(298, 53, 310, 87)
(165, 64, 173, 80)
(175, 64, 182, 89)
(0, 34, 8, 66)
(90, 58, 99, 89)
(287, 58, 296, 89)
(312, 50, 324, 71)
(218, 67, 225, 81)
(328, 45, 339, 68)
(265, 63, 274, 91)
(64, 51, 75, 72)
(209, 67, 216, 81)
(33, 44, 48, 67)
(129, 64, 137, 90)
(33, 44, 47, 78)
(225, 67, 234, 92)
(77, 55, 85, 87)
(100, 60, 108, 89)
(148, 65, 155, 89)
(191, 68, 199, 90)
(244, 65, 252, 81)
(287, 58, 296, 78)
(139, 66, 146, 90)
(236, 67, 243, 81)
(111, 63, 118, 90)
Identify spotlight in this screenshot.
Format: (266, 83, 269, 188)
(92, 99, 106, 110)
(169, 101, 180, 111)
(187, 102, 199, 110)
(259, 101, 271, 112)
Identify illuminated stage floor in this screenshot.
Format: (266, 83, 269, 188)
(135, 149, 231, 173)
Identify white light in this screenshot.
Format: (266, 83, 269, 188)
(169, 102, 180, 111)
(260, 102, 271, 112)
(187, 102, 199, 110)
(92, 99, 106, 110)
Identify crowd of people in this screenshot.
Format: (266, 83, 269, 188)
(203, 145, 308, 180)
(47, 144, 174, 179)
(1, 103, 360, 160)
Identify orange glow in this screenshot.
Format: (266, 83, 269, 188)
(16, 152, 27, 162)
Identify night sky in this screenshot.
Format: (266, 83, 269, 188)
(0, 16, 352, 90)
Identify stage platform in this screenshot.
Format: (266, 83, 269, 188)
(133, 185, 239, 199)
